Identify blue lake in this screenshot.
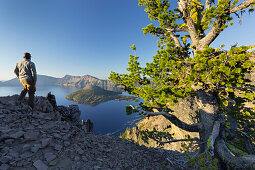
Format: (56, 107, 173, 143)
(0, 86, 140, 135)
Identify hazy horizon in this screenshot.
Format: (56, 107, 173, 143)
(0, 74, 110, 82)
(1, 0, 254, 81)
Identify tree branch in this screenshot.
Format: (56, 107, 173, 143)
(142, 111, 200, 132)
(200, 1, 255, 49)
(230, 0, 254, 13)
(206, 121, 220, 156)
(199, 0, 236, 50)
(201, 0, 214, 24)
(244, 137, 255, 154)
(236, 129, 249, 138)
(168, 31, 182, 47)
(219, 86, 255, 91)
(150, 27, 186, 47)
(177, 0, 200, 46)
(151, 136, 199, 144)
(215, 138, 255, 169)
(199, 19, 224, 50)
(165, 28, 188, 32)
(230, 128, 255, 154)
(205, 0, 214, 11)
(186, 18, 200, 46)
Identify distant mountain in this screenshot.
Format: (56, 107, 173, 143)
(0, 75, 59, 86)
(57, 75, 122, 92)
(0, 74, 122, 92)
(66, 85, 137, 106)
(0, 77, 20, 86)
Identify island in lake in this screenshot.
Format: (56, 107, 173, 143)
(66, 85, 138, 106)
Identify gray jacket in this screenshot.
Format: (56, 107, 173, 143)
(14, 59, 37, 83)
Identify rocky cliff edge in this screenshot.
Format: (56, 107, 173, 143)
(0, 94, 188, 170)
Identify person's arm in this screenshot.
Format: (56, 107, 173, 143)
(31, 63, 37, 83)
(14, 63, 19, 78)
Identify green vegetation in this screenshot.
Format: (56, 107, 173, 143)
(66, 85, 137, 106)
(109, 0, 255, 169)
(186, 152, 218, 170)
(120, 127, 130, 139)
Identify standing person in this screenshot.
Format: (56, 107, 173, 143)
(14, 52, 37, 108)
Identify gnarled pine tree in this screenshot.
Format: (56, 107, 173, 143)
(109, 0, 255, 169)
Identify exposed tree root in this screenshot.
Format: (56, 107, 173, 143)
(215, 138, 255, 169)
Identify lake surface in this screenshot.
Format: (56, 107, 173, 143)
(0, 86, 140, 135)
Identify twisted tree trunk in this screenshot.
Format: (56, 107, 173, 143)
(196, 90, 219, 153)
(196, 90, 255, 169)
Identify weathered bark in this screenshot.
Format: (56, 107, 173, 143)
(195, 90, 255, 168)
(177, 0, 200, 47)
(215, 138, 255, 169)
(243, 123, 255, 154)
(225, 114, 237, 140)
(207, 121, 221, 156)
(245, 137, 255, 155)
(230, 0, 254, 13)
(204, 0, 214, 10)
(143, 89, 255, 168)
(169, 31, 182, 47)
(198, 18, 225, 51)
(196, 90, 219, 152)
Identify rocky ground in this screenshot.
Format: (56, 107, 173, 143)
(0, 95, 189, 170)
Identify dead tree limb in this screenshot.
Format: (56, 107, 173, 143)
(204, 0, 214, 10)
(151, 136, 199, 144)
(206, 120, 221, 157)
(230, 0, 254, 13)
(142, 111, 200, 132)
(215, 138, 255, 169)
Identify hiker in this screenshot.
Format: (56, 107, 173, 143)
(14, 52, 37, 108)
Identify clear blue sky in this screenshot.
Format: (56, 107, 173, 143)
(0, 0, 254, 81)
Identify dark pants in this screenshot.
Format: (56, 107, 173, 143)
(18, 79, 36, 108)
